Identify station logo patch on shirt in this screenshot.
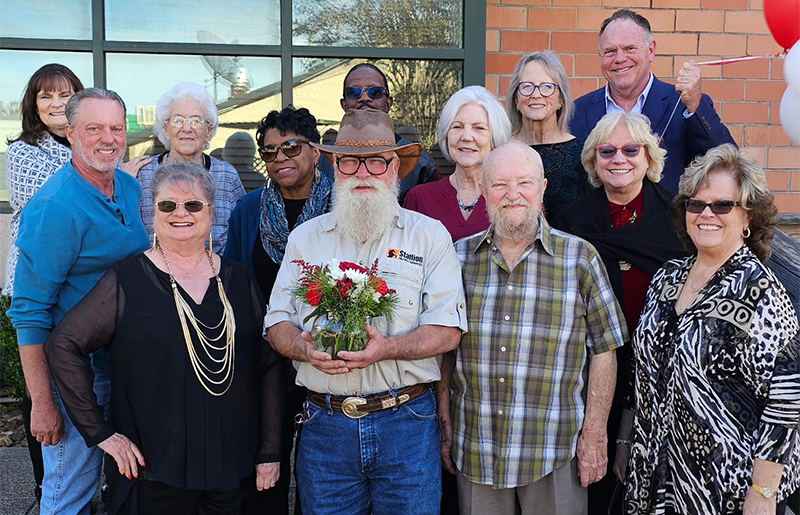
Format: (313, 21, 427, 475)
(386, 247, 424, 267)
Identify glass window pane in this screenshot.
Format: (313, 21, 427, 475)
(291, 58, 462, 152)
(0, 0, 91, 39)
(0, 51, 93, 203)
(107, 53, 280, 191)
(293, 0, 463, 49)
(105, 0, 280, 45)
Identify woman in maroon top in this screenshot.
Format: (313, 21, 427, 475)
(552, 112, 687, 515)
(404, 85, 511, 242)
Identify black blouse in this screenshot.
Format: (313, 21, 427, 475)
(45, 254, 283, 508)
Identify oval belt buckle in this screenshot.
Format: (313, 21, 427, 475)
(341, 397, 368, 419)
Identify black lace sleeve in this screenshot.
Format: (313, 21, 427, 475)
(249, 267, 285, 464)
(44, 266, 119, 447)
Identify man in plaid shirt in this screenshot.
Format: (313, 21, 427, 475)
(438, 141, 627, 514)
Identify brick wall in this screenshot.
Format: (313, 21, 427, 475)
(485, 0, 800, 216)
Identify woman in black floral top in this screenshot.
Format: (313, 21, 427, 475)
(625, 144, 799, 515)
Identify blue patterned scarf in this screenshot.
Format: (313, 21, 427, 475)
(259, 171, 332, 264)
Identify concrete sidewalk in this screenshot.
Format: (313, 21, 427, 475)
(0, 447, 39, 515)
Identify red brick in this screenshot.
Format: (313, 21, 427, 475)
(571, 78, 603, 97)
(766, 170, 791, 190)
(702, 80, 745, 101)
(653, 0, 698, 7)
(485, 76, 500, 97)
(721, 102, 770, 124)
(603, 0, 649, 7)
(635, 10, 677, 33)
(500, 31, 550, 52)
(558, 53, 575, 75)
(656, 33, 699, 55)
(576, 9, 616, 31)
(768, 148, 800, 169)
(699, 34, 747, 56)
(701, 0, 747, 8)
(499, 76, 512, 98)
(486, 30, 500, 52)
(721, 58, 770, 80)
(771, 103, 783, 125)
(503, 0, 549, 4)
(486, 52, 524, 75)
(747, 81, 787, 102)
(488, 6, 528, 29)
(553, 0, 601, 5)
(773, 193, 800, 213)
(725, 11, 771, 35)
(575, 54, 600, 77)
(528, 8, 577, 31)
(748, 35, 785, 56)
(552, 32, 601, 54)
(751, 0, 765, 11)
(676, 10, 723, 32)
(740, 146, 768, 168)
(791, 172, 800, 192)
(728, 125, 745, 146)
(652, 56, 673, 79)
(744, 125, 792, 146)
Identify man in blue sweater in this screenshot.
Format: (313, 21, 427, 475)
(9, 88, 149, 515)
(570, 9, 736, 192)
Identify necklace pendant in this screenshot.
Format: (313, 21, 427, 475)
(619, 260, 632, 271)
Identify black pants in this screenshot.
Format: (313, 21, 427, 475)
(22, 391, 44, 499)
(129, 480, 245, 515)
(241, 384, 306, 515)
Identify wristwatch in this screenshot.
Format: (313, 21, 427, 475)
(752, 484, 777, 499)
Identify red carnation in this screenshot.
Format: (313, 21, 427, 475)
(339, 261, 368, 274)
(375, 279, 389, 295)
(306, 284, 323, 306)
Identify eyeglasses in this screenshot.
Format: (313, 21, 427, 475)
(336, 155, 395, 176)
(156, 200, 211, 213)
(343, 86, 390, 100)
(166, 115, 210, 130)
(258, 139, 309, 163)
(517, 82, 558, 98)
(595, 144, 643, 160)
(684, 199, 742, 215)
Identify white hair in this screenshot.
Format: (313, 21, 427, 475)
(152, 82, 219, 149)
(437, 85, 512, 163)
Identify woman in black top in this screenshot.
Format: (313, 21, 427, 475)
(224, 106, 332, 514)
(45, 164, 283, 515)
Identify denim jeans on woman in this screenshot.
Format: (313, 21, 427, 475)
(40, 361, 110, 515)
(296, 388, 441, 515)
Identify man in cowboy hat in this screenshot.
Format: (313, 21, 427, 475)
(265, 108, 467, 514)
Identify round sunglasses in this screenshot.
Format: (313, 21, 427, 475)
(157, 200, 210, 213)
(258, 139, 309, 163)
(684, 199, 741, 215)
(595, 144, 643, 160)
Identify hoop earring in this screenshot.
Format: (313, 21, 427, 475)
(152, 232, 158, 250)
(742, 227, 751, 239)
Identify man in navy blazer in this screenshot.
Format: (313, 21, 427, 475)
(571, 9, 736, 192)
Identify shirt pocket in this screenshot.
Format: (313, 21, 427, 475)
(375, 262, 424, 334)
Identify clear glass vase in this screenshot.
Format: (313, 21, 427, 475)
(311, 315, 368, 357)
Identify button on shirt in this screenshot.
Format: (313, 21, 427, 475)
(452, 218, 627, 488)
(265, 208, 467, 395)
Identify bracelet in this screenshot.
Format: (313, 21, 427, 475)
(616, 439, 631, 445)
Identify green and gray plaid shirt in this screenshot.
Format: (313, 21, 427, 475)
(452, 218, 627, 488)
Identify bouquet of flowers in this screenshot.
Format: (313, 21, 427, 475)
(289, 258, 399, 357)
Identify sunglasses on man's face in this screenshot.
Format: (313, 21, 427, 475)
(156, 200, 210, 213)
(258, 139, 309, 163)
(343, 86, 390, 100)
(684, 199, 741, 215)
(595, 144, 643, 160)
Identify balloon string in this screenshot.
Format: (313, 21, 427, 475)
(693, 51, 787, 66)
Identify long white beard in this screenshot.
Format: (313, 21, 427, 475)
(487, 199, 540, 241)
(332, 177, 400, 244)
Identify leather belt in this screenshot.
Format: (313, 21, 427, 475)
(308, 383, 430, 419)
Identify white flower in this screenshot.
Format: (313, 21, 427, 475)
(346, 269, 368, 284)
(328, 259, 345, 281)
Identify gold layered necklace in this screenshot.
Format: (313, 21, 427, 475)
(157, 244, 236, 396)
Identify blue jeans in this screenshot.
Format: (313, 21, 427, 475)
(297, 388, 441, 515)
(40, 362, 110, 515)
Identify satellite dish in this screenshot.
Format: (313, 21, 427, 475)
(197, 30, 252, 101)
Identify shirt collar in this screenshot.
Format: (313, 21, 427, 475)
(471, 214, 555, 258)
(604, 73, 654, 115)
